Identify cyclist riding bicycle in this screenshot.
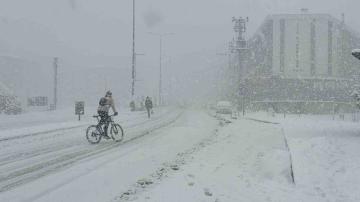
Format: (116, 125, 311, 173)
(97, 90, 118, 138)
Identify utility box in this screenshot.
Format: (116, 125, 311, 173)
(75, 101, 85, 120)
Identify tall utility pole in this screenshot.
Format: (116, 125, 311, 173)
(53, 57, 58, 110)
(231, 17, 249, 79)
(131, 0, 136, 99)
(159, 36, 162, 105)
(231, 17, 249, 116)
(148, 32, 174, 106)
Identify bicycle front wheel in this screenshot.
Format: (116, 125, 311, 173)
(86, 125, 102, 144)
(110, 124, 124, 142)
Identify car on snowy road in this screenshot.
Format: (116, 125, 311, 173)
(215, 101, 233, 114)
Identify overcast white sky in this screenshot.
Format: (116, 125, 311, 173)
(1, 0, 359, 57)
(1, 0, 360, 103)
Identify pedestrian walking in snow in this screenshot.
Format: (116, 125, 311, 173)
(145, 96, 153, 118)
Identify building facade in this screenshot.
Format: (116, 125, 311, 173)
(244, 13, 360, 112)
(249, 13, 360, 79)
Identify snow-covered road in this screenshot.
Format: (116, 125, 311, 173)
(1, 109, 360, 202)
(0, 109, 218, 202)
(0, 107, 182, 197)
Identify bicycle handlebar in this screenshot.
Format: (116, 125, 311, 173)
(92, 114, 117, 118)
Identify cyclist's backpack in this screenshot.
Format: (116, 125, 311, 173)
(99, 97, 107, 106)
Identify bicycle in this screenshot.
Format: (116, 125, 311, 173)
(86, 114, 124, 144)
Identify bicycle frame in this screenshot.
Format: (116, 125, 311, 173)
(93, 115, 116, 134)
(87, 114, 123, 144)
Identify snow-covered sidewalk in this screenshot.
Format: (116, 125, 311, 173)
(246, 111, 360, 201)
(128, 117, 303, 202)
(125, 113, 360, 202)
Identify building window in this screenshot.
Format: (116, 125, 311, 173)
(280, 19, 285, 73)
(295, 22, 300, 71)
(328, 21, 333, 76)
(267, 19, 274, 73)
(310, 19, 316, 75)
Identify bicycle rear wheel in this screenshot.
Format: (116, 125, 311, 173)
(110, 123, 124, 142)
(86, 125, 102, 144)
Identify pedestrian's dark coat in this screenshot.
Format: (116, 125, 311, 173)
(145, 97, 153, 109)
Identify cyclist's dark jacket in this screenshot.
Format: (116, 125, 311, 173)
(98, 96, 116, 113)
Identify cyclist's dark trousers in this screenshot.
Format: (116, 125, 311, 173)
(97, 111, 109, 135)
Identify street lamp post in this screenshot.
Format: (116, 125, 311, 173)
(53, 57, 58, 110)
(131, 0, 136, 99)
(148, 32, 174, 106)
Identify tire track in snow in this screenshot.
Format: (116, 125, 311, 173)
(0, 125, 88, 142)
(0, 109, 175, 167)
(0, 109, 170, 143)
(112, 113, 229, 202)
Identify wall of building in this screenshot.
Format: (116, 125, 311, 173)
(250, 13, 360, 79)
(272, 15, 333, 78)
(242, 13, 360, 107)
